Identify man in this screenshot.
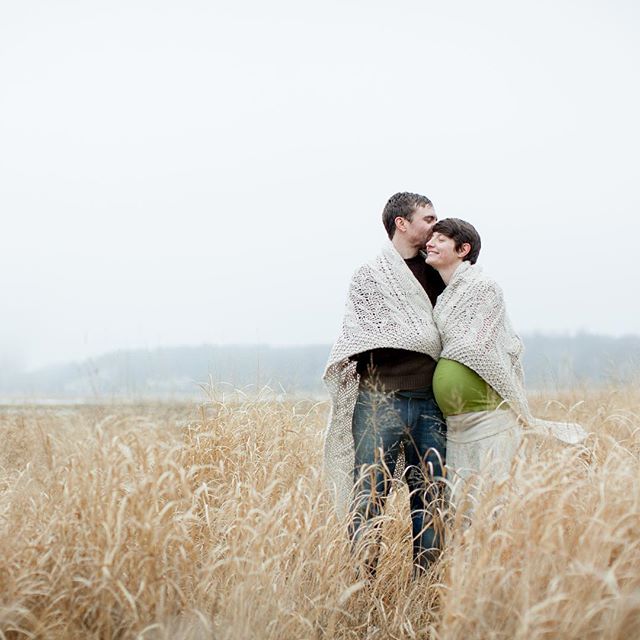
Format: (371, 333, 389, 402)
(323, 192, 446, 572)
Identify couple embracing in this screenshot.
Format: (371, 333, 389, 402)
(322, 192, 585, 573)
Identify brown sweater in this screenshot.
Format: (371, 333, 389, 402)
(354, 254, 445, 391)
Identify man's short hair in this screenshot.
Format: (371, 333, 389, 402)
(432, 218, 481, 264)
(382, 192, 433, 240)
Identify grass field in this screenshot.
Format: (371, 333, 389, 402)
(1, 387, 639, 639)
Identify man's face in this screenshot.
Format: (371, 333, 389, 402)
(401, 205, 438, 248)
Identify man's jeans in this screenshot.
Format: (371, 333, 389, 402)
(350, 387, 446, 570)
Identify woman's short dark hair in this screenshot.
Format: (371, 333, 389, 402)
(382, 192, 433, 239)
(432, 218, 481, 264)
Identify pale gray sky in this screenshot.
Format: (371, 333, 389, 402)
(2, 0, 639, 370)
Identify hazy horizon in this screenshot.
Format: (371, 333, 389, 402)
(4, 330, 638, 375)
(2, 335, 638, 405)
(3, 1, 639, 370)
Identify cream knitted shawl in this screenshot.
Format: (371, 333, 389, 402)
(433, 261, 586, 444)
(322, 242, 442, 517)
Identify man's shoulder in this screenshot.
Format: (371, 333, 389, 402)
(350, 262, 373, 279)
(349, 250, 385, 280)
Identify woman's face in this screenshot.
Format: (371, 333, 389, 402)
(425, 232, 464, 269)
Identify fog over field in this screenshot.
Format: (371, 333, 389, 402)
(0, 334, 638, 402)
(1, 0, 639, 373)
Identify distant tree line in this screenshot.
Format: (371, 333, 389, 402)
(1, 334, 639, 400)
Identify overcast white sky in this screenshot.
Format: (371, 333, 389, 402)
(1, 0, 639, 370)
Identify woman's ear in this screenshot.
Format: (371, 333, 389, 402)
(457, 242, 472, 258)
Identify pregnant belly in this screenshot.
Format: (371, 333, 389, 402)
(432, 358, 505, 417)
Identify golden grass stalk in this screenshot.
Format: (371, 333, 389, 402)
(0, 388, 638, 638)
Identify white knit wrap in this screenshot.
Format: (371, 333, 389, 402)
(322, 242, 442, 516)
(433, 261, 587, 444)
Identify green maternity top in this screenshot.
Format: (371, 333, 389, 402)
(433, 358, 506, 418)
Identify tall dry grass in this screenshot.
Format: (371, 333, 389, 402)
(1, 387, 639, 639)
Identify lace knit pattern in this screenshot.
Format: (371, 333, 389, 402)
(433, 261, 586, 445)
(322, 242, 442, 516)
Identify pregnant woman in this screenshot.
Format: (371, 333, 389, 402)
(424, 218, 585, 502)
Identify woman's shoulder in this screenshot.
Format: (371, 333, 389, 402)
(456, 264, 504, 300)
(474, 267, 500, 288)
(454, 262, 498, 286)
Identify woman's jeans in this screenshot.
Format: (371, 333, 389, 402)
(350, 388, 446, 570)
